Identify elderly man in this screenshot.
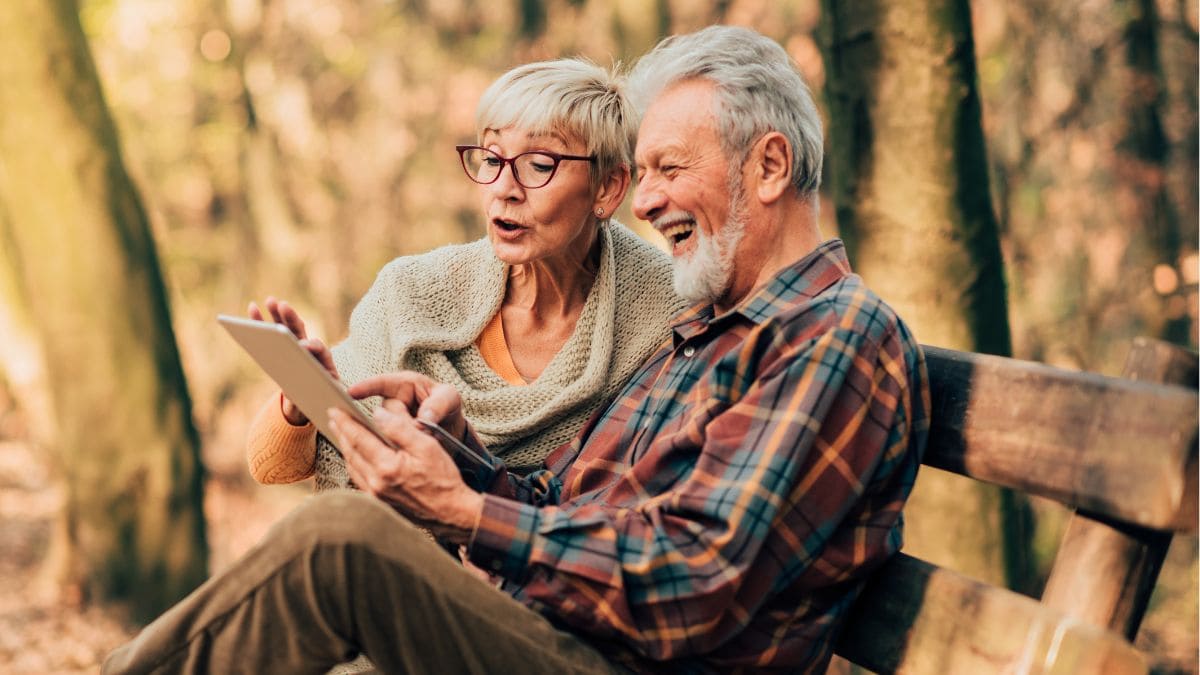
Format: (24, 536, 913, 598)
(106, 25, 928, 674)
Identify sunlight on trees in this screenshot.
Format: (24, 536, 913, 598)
(0, 0, 1194, 670)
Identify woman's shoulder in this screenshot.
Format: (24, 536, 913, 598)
(607, 220, 688, 318)
(607, 221, 674, 279)
(374, 237, 495, 285)
(607, 220, 667, 260)
(352, 236, 503, 326)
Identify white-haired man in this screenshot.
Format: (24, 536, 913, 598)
(106, 26, 929, 674)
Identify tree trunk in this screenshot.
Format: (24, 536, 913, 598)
(820, 0, 1035, 592)
(0, 0, 207, 621)
(1117, 0, 1188, 344)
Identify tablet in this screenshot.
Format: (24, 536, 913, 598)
(219, 314, 501, 490)
(217, 314, 393, 450)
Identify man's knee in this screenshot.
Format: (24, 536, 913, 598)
(268, 490, 422, 553)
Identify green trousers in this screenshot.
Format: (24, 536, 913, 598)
(103, 491, 625, 675)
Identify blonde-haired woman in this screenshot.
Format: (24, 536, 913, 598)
(246, 58, 683, 489)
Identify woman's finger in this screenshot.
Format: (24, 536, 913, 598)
(263, 298, 285, 325)
(301, 338, 339, 378)
(276, 300, 307, 340)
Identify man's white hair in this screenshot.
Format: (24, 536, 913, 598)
(627, 26, 823, 198)
(476, 58, 636, 191)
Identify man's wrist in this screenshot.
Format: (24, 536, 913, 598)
(432, 489, 485, 546)
(464, 494, 538, 580)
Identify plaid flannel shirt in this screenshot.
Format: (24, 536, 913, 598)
(466, 239, 930, 673)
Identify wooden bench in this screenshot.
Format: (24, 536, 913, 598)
(834, 338, 1198, 674)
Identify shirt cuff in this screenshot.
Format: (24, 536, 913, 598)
(467, 494, 539, 581)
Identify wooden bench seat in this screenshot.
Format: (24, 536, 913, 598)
(834, 338, 1198, 674)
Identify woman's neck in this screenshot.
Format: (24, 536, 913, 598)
(505, 231, 601, 319)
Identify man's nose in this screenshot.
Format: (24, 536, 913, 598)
(632, 177, 666, 222)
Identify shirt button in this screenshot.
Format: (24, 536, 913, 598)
(683, 345, 696, 357)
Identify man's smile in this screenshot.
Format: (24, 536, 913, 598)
(653, 213, 697, 253)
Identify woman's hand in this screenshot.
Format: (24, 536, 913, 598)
(249, 296, 338, 426)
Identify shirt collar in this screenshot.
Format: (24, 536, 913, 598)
(671, 239, 853, 341)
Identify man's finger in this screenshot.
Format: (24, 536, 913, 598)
(381, 397, 414, 416)
(339, 422, 408, 498)
(417, 383, 464, 426)
(372, 406, 436, 452)
(348, 372, 433, 403)
(329, 408, 395, 466)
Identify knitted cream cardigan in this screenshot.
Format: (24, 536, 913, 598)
(314, 221, 684, 489)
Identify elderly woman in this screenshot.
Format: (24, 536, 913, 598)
(245, 58, 682, 489)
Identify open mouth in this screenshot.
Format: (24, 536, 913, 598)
(658, 222, 695, 247)
(493, 218, 525, 233)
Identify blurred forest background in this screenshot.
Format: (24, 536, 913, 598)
(0, 0, 1195, 672)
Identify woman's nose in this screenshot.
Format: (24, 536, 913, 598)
(485, 163, 525, 201)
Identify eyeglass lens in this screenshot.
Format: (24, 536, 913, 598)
(462, 148, 558, 189)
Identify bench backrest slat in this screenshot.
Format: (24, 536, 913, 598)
(922, 345, 1198, 531)
(835, 554, 1149, 674)
(1039, 336, 1198, 639)
(834, 339, 1197, 674)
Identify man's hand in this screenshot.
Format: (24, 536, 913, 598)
(327, 388, 483, 545)
(348, 372, 469, 443)
(249, 296, 338, 426)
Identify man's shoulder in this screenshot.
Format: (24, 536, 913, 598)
(770, 272, 910, 348)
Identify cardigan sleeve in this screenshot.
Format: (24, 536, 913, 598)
(245, 391, 318, 484)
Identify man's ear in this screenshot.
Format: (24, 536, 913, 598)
(593, 163, 632, 218)
(751, 132, 792, 204)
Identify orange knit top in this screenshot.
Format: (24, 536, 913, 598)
(474, 310, 528, 386)
(245, 311, 525, 483)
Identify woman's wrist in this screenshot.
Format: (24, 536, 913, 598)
(279, 392, 311, 427)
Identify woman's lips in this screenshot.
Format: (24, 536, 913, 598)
(491, 218, 527, 240)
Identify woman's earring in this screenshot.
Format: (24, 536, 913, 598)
(596, 208, 605, 217)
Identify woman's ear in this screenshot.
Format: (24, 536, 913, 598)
(593, 163, 632, 219)
(752, 132, 792, 204)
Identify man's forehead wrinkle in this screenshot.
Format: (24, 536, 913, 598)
(635, 130, 688, 165)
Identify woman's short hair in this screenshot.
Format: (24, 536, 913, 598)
(627, 26, 823, 199)
(476, 59, 635, 192)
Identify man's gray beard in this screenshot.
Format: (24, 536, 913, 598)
(672, 184, 748, 305)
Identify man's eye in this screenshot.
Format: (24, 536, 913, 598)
(661, 165, 678, 176)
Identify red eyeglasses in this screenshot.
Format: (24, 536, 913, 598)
(456, 145, 596, 189)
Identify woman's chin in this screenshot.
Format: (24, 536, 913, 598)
(489, 238, 537, 266)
